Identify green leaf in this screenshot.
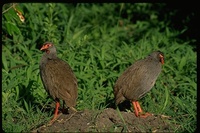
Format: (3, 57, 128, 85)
(4, 21, 21, 36)
(178, 56, 187, 71)
(23, 99, 30, 114)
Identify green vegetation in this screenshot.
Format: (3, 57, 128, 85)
(2, 3, 196, 132)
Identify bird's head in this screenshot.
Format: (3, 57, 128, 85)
(40, 42, 56, 54)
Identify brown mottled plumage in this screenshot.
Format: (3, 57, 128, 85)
(114, 51, 164, 117)
(39, 42, 78, 123)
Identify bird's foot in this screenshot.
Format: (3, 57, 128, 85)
(47, 113, 62, 126)
(138, 112, 152, 118)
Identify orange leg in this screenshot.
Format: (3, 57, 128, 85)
(132, 101, 151, 118)
(132, 101, 139, 117)
(50, 101, 60, 123)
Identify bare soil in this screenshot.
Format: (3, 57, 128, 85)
(31, 108, 176, 132)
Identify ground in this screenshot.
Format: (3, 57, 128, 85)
(31, 108, 176, 132)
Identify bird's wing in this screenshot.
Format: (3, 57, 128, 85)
(43, 58, 78, 106)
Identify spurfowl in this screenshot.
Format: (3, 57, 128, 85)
(114, 51, 164, 117)
(39, 42, 78, 123)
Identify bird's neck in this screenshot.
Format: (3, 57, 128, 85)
(40, 52, 57, 67)
(48, 53, 57, 59)
(43, 52, 57, 60)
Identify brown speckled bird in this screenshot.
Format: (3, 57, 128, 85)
(114, 51, 164, 117)
(39, 42, 78, 122)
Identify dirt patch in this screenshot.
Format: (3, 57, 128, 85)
(31, 108, 176, 132)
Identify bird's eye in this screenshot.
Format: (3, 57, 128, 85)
(47, 44, 51, 47)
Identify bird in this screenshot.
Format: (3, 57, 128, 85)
(39, 42, 78, 123)
(114, 51, 164, 118)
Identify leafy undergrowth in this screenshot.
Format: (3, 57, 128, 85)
(2, 3, 196, 132)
